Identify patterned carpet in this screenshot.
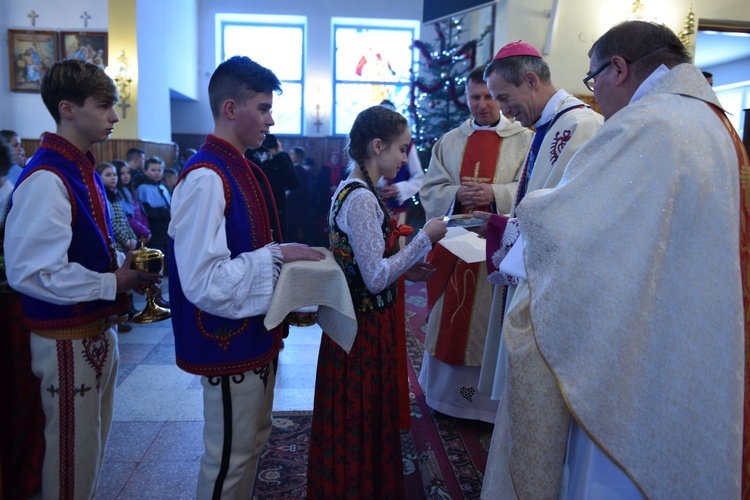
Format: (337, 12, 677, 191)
(253, 281, 493, 499)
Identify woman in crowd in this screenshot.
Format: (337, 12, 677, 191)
(114, 159, 150, 243)
(96, 162, 137, 253)
(307, 105, 447, 498)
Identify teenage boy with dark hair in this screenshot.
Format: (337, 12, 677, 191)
(169, 55, 324, 498)
(3, 59, 160, 499)
(126, 147, 146, 188)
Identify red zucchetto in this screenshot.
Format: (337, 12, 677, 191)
(492, 41, 542, 60)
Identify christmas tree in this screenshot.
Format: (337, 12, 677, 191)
(409, 17, 490, 167)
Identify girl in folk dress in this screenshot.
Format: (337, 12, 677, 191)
(307, 105, 447, 498)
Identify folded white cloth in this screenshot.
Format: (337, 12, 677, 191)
(264, 248, 358, 353)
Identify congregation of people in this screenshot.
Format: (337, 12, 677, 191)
(0, 18, 747, 500)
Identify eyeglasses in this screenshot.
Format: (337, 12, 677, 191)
(583, 61, 611, 92)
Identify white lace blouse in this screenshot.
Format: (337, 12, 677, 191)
(332, 179, 432, 295)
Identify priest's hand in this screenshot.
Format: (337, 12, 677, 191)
(456, 184, 475, 206)
(460, 181, 494, 209)
(471, 211, 492, 239)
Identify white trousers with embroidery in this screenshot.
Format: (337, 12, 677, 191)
(197, 364, 276, 499)
(30, 327, 119, 500)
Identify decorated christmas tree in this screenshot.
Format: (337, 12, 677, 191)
(409, 17, 490, 167)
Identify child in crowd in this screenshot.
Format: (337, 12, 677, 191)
(307, 105, 447, 498)
(96, 162, 137, 252)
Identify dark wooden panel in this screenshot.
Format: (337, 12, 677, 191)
(20, 138, 180, 168)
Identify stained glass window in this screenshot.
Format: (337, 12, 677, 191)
(333, 21, 420, 135)
(218, 16, 305, 135)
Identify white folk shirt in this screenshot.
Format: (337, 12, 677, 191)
(332, 179, 432, 293)
(168, 167, 280, 320)
(5, 170, 121, 305)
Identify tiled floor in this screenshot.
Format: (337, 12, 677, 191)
(96, 282, 323, 499)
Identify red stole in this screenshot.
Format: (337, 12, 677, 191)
(426, 131, 503, 364)
(710, 106, 750, 499)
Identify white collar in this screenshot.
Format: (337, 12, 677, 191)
(472, 113, 509, 131)
(534, 89, 572, 128)
(629, 64, 670, 104)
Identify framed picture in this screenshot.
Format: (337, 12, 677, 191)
(7, 29, 58, 93)
(60, 31, 108, 70)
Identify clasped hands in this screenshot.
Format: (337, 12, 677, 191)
(456, 182, 493, 209)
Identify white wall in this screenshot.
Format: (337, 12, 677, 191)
(704, 56, 750, 87)
(1, 0, 108, 138)
(170, 0, 423, 136)
(137, 0, 198, 142)
(494, 0, 750, 95)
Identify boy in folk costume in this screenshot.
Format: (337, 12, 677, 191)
(168, 56, 323, 498)
(4, 59, 160, 499)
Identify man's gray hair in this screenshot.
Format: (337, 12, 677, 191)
(484, 56, 551, 87)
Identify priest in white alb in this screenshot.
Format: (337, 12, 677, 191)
(481, 21, 747, 499)
(418, 64, 532, 423)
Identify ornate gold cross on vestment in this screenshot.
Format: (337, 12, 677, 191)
(461, 162, 492, 183)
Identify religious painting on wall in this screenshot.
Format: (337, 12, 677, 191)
(61, 31, 108, 70)
(7, 29, 59, 93)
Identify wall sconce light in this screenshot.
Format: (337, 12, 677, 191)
(112, 50, 132, 119)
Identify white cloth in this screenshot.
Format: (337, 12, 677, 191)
(0, 177, 13, 220)
(417, 352, 498, 423)
(168, 167, 279, 319)
(478, 94, 602, 401)
(197, 366, 276, 499)
(264, 248, 358, 352)
(31, 324, 119, 500)
(5, 170, 120, 305)
(482, 63, 743, 499)
(498, 233, 526, 279)
(332, 179, 432, 294)
(562, 420, 645, 500)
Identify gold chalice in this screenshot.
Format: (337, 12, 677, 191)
(285, 306, 318, 327)
(130, 239, 170, 323)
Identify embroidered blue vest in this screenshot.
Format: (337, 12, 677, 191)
(169, 135, 283, 376)
(11, 133, 128, 331)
